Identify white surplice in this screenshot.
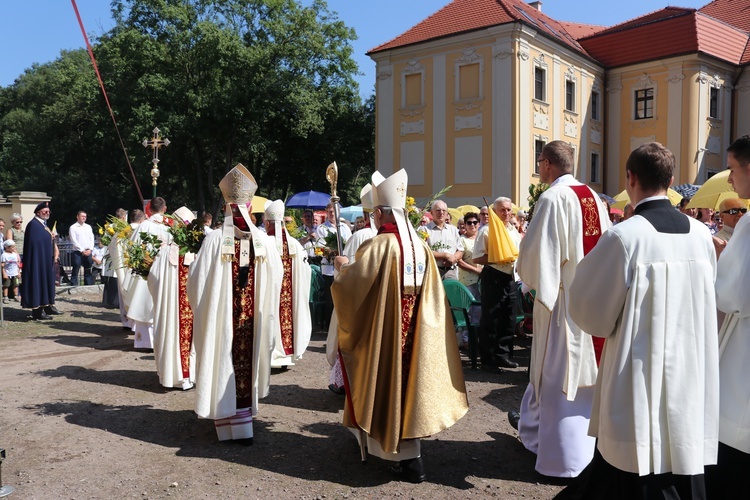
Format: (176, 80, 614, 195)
(270, 230, 312, 368)
(716, 213, 750, 454)
(125, 215, 172, 349)
(187, 227, 282, 424)
(516, 174, 610, 477)
(570, 212, 719, 475)
(147, 243, 195, 389)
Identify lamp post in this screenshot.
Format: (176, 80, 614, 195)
(142, 127, 170, 198)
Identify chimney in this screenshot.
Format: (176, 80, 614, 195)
(528, 1, 542, 11)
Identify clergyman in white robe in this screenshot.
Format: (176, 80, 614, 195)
(516, 172, 610, 478)
(187, 216, 282, 441)
(147, 243, 196, 390)
(567, 197, 718, 494)
(126, 212, 172, 349)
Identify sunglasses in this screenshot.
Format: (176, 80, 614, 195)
(721, 208, 747, 215)
(465, 220, 479, 225)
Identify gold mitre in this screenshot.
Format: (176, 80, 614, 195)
(264, 199, 285, 221)
(219, 163, 257, 205)
(372, 169, 408, 208)
(173, 206, 195, 224)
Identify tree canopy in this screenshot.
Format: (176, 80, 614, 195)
(0, 0, 374, 230)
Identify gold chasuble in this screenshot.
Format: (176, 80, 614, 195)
(177, 256, 194, 379)
(332, 233, 468, 455)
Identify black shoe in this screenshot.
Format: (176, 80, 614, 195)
(497, 356, 519, 369)
(328, 384, 346, 395)
(508, 410, 521, 431)
(481, 364, 505, 374)
(390, 457, 426, 484)
(32, 309, 51, 320)
(44, 305, 62, 315)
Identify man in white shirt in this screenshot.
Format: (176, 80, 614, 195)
(419, 200, 464, 281)
(69, 211, 95, 286)
(712, 197, 746, 258)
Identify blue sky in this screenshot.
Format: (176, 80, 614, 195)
(1, 0, 707, 98)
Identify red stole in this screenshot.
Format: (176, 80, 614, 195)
(569, 185, 605, 364)
(278, 231, 294, 355)
(232, 239, 255, 409)
(177, 255, 194, 379)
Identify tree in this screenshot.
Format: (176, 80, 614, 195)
(0, 0, 374, 230)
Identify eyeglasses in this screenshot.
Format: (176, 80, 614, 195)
(537, 157, 549, 165)
(465, 220, 479, 225)
(721, 208, 747, 215)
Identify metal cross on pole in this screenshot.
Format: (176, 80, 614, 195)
(142, 127, 170, 198)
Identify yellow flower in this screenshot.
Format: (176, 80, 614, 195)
(107, 226, 115, 235)
(98, 227, 104, 235)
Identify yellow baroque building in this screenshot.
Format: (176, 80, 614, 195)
(367, 0, 750, 205)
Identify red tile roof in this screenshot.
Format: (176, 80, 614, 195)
(699, 0, 750, 64)
(367, 0, 595, 57)
(368, 0, 750, 68)
(700, 0, 750, 34)
(579, 8, 749, 68)
(557, 21, 606, 40)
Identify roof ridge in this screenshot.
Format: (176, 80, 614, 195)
(580, 6, 696, 40)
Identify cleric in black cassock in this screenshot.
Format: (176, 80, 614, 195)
(20, 201, 62, 320)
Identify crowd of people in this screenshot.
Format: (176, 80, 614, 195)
(5, 134, 750, 496)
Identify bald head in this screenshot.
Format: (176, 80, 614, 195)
(719, 198, 747, 228)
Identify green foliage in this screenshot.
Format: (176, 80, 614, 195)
(123, 232, 162, 278)
(165, 214, 206, 255)
(0, 0, 373, 232)
(526, 182, 549, 223)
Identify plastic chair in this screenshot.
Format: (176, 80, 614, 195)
(309, 265, 327, 330)
(443, 279, 480, 369)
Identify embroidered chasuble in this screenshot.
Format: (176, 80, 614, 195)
(232, 240, 255, 409)
(177, 256, 193, 379)
(279, 233, 294, 355)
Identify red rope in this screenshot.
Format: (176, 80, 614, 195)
(71, 0, 144, 204)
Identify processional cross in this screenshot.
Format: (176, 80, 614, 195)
(142, 127, 170, 198)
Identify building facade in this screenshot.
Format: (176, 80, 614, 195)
(369, 0, 750, 205)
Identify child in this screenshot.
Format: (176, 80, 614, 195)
(2, 239, 21, 303)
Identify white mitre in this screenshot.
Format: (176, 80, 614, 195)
(173, 206, 196, 224)
(360, 183, 375, 225)
(264, 199, 286, 248)
(372, 169, 426, 291)
(218, 163, 260, 261)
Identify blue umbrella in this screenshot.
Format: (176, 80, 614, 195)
(598, 193, 616, 205)
(339, 205, 364, 222)
(672, 183, 700, 199)
(285, 190, 332, 209)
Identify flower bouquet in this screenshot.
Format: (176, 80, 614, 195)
(123, 233, 163, 278)
(98, 215, 131, 246)
(164, 215, 205, 256)
(321, 231, 346, 260)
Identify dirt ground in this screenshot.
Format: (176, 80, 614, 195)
(0, 287, 566, 499)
